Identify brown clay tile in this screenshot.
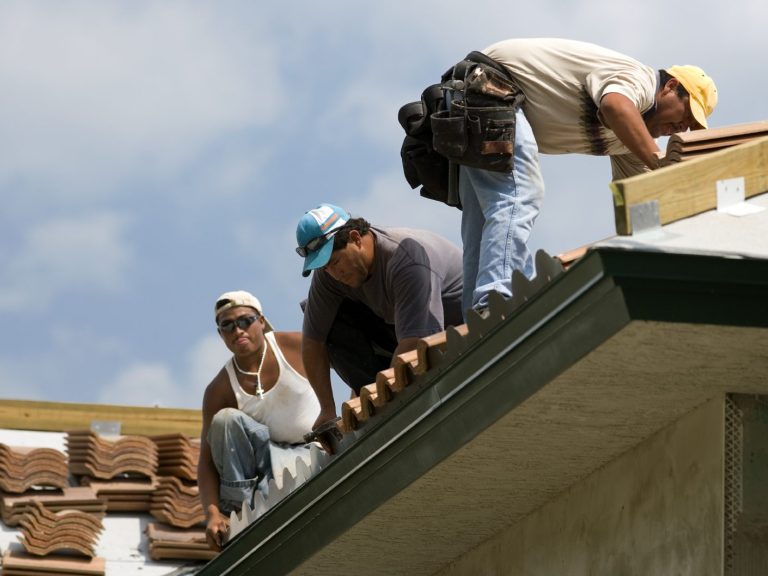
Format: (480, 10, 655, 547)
(668, 120, 768, 145)
(154, 475, 198, 497)
(145, 522, 217, 561)
(148, 477, 204, 528)
(554, 245, 590, 269)
(341, 397, 363, 432)
(66, 429, 157, 480)
(663, 121, 768, 165)
(359, 383, 383, 420)
(0, 444, 69, 493)
(21, 501, 103, 533)
(2, 548, 105, 575)
(416, 331, 448, 373)
(1, 486, 106, 526)
(149, 435, 200, 481)
(392, 349, 420, 390)
(375, 368, 396, 403)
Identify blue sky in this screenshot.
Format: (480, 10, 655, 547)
(1, 0, 765, 411)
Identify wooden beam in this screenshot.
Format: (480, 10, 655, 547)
(611, 136, 768, 235)
(0, 399, 201, 437)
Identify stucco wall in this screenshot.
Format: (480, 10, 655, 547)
(436, 396, 725, 576)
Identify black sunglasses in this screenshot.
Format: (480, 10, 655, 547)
(295, 229, 339, 258)
(217, 314, 260, 334)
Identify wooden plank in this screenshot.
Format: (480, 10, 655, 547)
(611, 136, 768, 235)
(666, 135, 758, 154)
(667, 120, 768, 145)
(0, 399, 201, 437)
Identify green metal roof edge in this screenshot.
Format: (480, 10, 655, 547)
(198, 248, 768, 575)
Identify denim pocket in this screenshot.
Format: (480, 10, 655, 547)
(219, 476, 259, 511)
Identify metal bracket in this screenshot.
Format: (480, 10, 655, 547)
(91, 420, 121, 436)
(629, 200, 661, 236)
(717, 177, 745, 212)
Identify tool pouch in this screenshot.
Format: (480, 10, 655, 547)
(399, 83, 459, 207)
(431, 53, 525, 172)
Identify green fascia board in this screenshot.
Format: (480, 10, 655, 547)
(198, 248, 768, 576)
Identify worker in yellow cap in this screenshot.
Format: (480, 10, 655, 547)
(425, 38, 717, 317)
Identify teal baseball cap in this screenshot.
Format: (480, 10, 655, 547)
(295, 203, 350, 277)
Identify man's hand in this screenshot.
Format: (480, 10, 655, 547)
(205, 507, 230, 551)
(313, 410, 339, 432)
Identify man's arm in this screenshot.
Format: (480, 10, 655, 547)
(599, 92, 661, 170)
(393, 337, 420, 360)
(197, 375, 232, 550)
(274, 332, 308, 378)
(302, 335, 337, 429)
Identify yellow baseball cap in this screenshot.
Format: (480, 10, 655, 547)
(667, 65, 718, 129)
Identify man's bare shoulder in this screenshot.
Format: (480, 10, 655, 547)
(202, 365, 236, 416)
(272, 331, 307, 377)
(273, 331, 302, 347)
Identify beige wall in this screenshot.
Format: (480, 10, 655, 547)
(436, 396, 725, 576)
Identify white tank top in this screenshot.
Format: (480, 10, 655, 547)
(225, 331, 319, 444)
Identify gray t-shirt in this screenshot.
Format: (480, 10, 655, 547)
(302, 227, 463, 342)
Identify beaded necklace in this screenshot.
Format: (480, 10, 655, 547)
(232, 338, 269, 399)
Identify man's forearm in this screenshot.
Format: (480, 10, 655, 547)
(302, 336, 336, 418)
(599, 92, 660, 169)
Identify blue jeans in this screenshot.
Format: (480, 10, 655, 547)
(459, 107, 545, 315)
(207, 408, 273, 515)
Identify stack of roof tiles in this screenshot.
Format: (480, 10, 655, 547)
(0, 443, 107, 574)
(150, 433, 200, 481)
(66, 430, 158, 480)
(17, 500, 104, 557)
(81, 477, 157, 512)
(662, 120, 768, 165)
(145, 522, 216, 562)
(0, 444, 68, 494)
(0, 487, 107, 575)
(1, 486, 106, 527)
(149, 476, 205, 528)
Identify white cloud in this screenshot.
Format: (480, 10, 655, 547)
(184, 333, 231, 408)
(0, 2, 283, 202)
(342, 170, 462, 246)
(0, 358, 44, 401)
(0, 211, 134, 310)
(96, 332, 229, 410)
(97, 362, 178, 408)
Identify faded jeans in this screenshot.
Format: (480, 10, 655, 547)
(207, 407, 273, 515)
(459, 107, 545, 315)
